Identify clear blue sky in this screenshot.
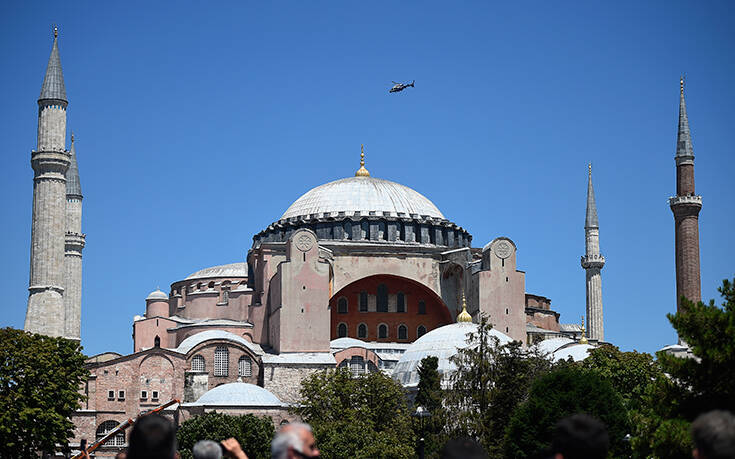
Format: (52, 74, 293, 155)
(1, 1, 733, 357)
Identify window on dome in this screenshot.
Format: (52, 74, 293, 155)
(398, 222, 405, 241)
(398, 325, 408, 340)
(414, 224, 421, 243)
(238, 355, 252, 377)
(417, 325, 427, 337)
(429, 227, 436, 244)
(378, 324, 388, 339)
(338, 297, 348, 314)
(377, 284, 388, 312)
(358, 323, 367, 338)
(418, 300, 426, 315)
(397, 293, 405, 313)
(191, 355, 205, 372)
(360, 220, 369, 240)
(378, 221, 387, 240)
(337, 323, 348, 338)
(343, 221, 352, 240)
(97, 420, 126, 446)
(214, 346, 229, 377)
(359, 291, 368, 312)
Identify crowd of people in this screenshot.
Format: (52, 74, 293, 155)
(111, 409, 735, 459)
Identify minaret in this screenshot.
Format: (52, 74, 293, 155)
(24, 27, 70, 337)
(581, 164, 605, 341)
(64, 133, 85, 340)
(669, 77, 702, 313)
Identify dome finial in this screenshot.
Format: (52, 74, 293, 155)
(54, 26, 58, 39)
(457, 291, 472, 323)
(579, 315, 588, 344)
(680, 75, 685, 96)
(355, 144, 370, 177)
(588, 162, 592, 177)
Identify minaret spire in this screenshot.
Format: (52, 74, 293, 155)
(581, 164, 605, 341)
(39, 26, 67, 104)
(64, 132, 85, 340)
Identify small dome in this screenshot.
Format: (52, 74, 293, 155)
(186, 262, 247, 280)
(534, 337, 574, 356)
(330, 337, 368, 349)
(146, 289, 169, 300)
(194, 382, 282, 407)
(175, 330, 261, 355)
(392, 322, 512, 387)
(552, 343, 594, 362)
(281, 176, 445, 220)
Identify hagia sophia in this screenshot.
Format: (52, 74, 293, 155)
(22, 31, 702, 456)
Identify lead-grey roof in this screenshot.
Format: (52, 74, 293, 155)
(66, 138, 82, 197)
(39, 36, 67, 102)
(191, 382, 283, 407)
(185, 262, 248, 280)
(281, 176, 445, 220)
(585, 170, 599, 229)
(676, 85, 694, 159)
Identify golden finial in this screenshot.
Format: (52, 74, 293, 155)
(457, 291, 473, 323)
(680, 75, 685, 96)
(579, 315, 588, 344)
(71, 132, 74, 143)
(54, 26, 58, 39)
(588, 162, 592, 177)
(355, 144, 370, 177)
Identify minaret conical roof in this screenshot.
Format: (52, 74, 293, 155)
(39, 29, 67, 103)
(676, 77, 694, 159)
(66, 134, 82, 198)
(585, 164, 598, 229)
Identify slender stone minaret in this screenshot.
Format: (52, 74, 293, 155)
(669, 77, 702, 314)
(64, 133, 84, 340)
(25, 27, 70, 338)
(581, 164, 605, 341)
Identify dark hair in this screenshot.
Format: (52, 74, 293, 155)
(440, 437, 488, 459)
(127, 414, 177, 459)
(552, 414, 609, 459)
(691, 410, 735, 459)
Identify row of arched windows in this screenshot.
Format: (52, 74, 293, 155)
(337, 356, 379, 377)
(337, 323, 427, 340)
(191, 348, 252, 377)
(337, 289, 425, 314)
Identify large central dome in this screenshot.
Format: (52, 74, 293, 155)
(281, 176, 445, 220)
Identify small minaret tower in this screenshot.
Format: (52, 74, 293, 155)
(24, 27, 70, 338)
(581, 164, 605, 341)
(63, 133, 85, 340)
(669, 77, 702, 314)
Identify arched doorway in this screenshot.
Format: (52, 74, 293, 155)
(329, 274, 452, 342)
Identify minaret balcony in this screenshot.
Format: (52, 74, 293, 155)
(581, 254, 605, 269)
(669, 195, 702, 207)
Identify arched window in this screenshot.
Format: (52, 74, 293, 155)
(343, 220, 352, 240)
(350, 356, 365, 377)
(397, 293, 405, 313)
(208, 281, 215, 290)
(191, 355, 205, 372)
(337, 323, 348, 338)
(398, 324, 408, 340)
(238, 355, 252, 377)
(154, 335, 161, 347)
(97, 420, 126, 446)
(378, 221, 387, 240)
(418, 300, 426, 315)
(338, 297, 348, 314)
(214, 346, 229, 376)
(417, 325, 427, 338)
(221, 288, 229, 305)
(398, 222, 405, 241)
(357, 323, 368, 339)
(359, 291, 368, 312)
(360, 220, 369, 240)
(378, 324, 388, 339)
(377, 284, 388, 312)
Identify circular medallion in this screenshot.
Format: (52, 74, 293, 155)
(494, 240, 513, 259)
(295, 234, 314, 252)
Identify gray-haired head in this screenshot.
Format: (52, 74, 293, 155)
(691, 410, 735, 459)
(193, 440, 223, 459)
(271, 423, 312, 459)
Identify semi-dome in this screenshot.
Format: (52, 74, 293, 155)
(281, 176, 445, 220)
(175, 330, 262, 355)
(185, 262, 247, 280)
(392, 322, 512, 388)
(193, 382, 283, 407)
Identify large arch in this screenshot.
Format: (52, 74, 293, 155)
(329, 274, 452, 342)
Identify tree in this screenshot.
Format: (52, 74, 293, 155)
(293, 369, 414, 459)
(0, 327, 88, 457)
(504, 365, 629, 459)
(176, 412, 274, 459)
(414, 356, 444, 458)
(444, 316, 552, 457)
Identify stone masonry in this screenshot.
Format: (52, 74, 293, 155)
(581, 165, 605, 341)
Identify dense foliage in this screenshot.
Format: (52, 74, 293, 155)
(504, 365, 629, 459)
(293, 368, 414, 459)
(414, 356, 444, 458)
(176, 412, 274, 459)
(0, 328, 88, 457)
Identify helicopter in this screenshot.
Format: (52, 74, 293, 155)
(389, 80, 415, 93)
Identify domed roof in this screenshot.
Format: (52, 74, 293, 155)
(186, 262, 247, 280)
(281, 176, 445, 221)
(534, 337, 574, 356)
(175, 330, 262, 355)
(193, 382, 282, 407)
(552, 343, 594, 362)
(146, 289, 169, 300)
(392, 322, 512, 388)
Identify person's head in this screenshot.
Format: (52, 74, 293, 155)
(691, 410, 735, 459)
(115, 452, 127, 459)
(127, 414, 177, 459)
(552, 414, 609, 459)
(192, 440, 223, 459)
(271, 422, 319, 459)
(440, 437, 488, 459)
